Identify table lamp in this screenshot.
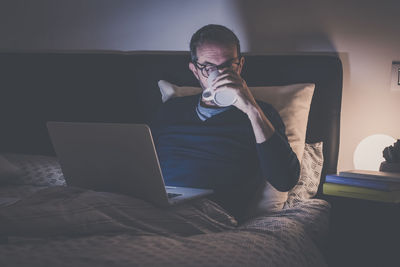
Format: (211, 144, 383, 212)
(353, 134, 396, 171)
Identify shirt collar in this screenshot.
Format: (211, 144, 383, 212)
(195, 96, 232, 121)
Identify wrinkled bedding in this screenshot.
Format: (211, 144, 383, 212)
(0, 185, 330, 267)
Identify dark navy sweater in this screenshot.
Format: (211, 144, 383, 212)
(150, 94, 300, 218)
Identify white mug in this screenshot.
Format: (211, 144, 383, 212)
(202, 70, 237, 107)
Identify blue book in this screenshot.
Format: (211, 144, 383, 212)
(325, 174, 400, 191)
(339, 170, 400, 182)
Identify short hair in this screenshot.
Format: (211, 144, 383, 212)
(190, 24, 241, 63)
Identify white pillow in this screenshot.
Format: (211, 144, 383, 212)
(0, 155, 22, 184)
(158, 80, 201, 103)
(249, 84, 315, 163)
(157, 80, 316, 216)
(158, 80, 315, 163)
(244, 180, 287, 218)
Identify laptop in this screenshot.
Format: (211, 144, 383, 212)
(46, 121, 213, 206)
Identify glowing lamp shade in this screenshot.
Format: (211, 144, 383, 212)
(353, 134, 396, 171)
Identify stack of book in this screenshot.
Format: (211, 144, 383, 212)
(323, 170, 400, 203)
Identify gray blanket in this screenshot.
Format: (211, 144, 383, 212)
(0, 186, 330, 267)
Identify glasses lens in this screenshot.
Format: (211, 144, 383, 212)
(196, 58, 240, 78)
(202, 67, 209, 78)
(204, 65, 217, 77)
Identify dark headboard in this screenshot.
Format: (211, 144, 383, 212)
(0, 52, 342, 192)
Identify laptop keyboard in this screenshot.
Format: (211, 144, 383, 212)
(167, 193, 182, 199)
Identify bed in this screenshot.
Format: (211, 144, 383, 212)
(0, 52, 342, 266)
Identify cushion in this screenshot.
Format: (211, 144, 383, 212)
(1, 154, 66, 186)
(158, 80, 315, 163)
(249, 84, 315, 163)
(158, 80, 201, 103)
(245, 142, 324, 218)
(0, 155, 22, 184)
(243, 180, 288, 218)
(285, 142, 324, 208)
(158, 80, 316, 216)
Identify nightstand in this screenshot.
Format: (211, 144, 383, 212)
(323, 195, 400, 267)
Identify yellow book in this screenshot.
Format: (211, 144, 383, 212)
(323, 183, 400, 203)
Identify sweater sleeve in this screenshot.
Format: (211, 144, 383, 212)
(255, 102, 300, 192)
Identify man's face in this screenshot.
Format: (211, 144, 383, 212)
(189, 42, 244, 91)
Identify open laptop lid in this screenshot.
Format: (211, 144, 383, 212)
(47, 122, 170, 206)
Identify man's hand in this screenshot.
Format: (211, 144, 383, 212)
(210, 69, 257, 113)
(210, 70, 276, 143)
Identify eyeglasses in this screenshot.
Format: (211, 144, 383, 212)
(193, 57, 241, 78)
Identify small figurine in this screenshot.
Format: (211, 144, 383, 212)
(383, 139, 400, 163)
(380, 139, 400, 172)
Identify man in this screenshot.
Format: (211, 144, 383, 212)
(151, 24, 299, 219)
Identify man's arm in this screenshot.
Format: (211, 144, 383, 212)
(212, 70, 300, 191)
(244, 104, 275, 143)
(251, 102, 300, 192)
